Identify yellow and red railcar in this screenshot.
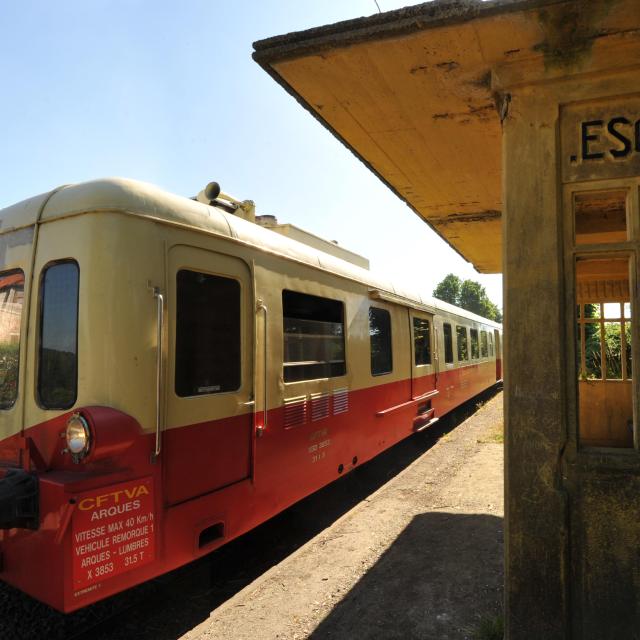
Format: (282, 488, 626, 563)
(0, 178, 501, 611)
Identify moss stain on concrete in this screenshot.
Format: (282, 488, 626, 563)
(536, 0, 619, 70)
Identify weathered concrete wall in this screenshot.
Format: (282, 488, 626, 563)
(570, 473, 640, 637)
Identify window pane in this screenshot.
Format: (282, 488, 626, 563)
(283, 291, 345, 383)
(38, 262, 79, 409)
(574, 190, 627, 245)
(413, 318, 431, 366)
(470, 329, 479, 359)
(576, 320, 582, 377)
(584, 322, 602, 379)
(604, 321, 622, 380)
(603, 302, 622, 319)
(443, 323, 453, 364)
(369, 307, 392, 375)
(176, 270, 240, 396)
(625, 322, 632, 379)
(480, 331, 488, 357)
(456, 326, 468, 362)
(0, 270, 24, 409)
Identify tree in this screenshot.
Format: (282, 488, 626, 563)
(433, 273, 502, 322)
(432, 274, 461, 306)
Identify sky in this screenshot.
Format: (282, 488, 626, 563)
(0, 0, 502, 310)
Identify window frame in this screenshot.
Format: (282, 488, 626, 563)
(369, 306, 393, 376)
(456, 325, 469, 363)
(443, 322, 454, 365)
(577, 299, 632, 382)
(175, 268, 243, 398)
(412, 316, 432, 367)
(564, 178, 640, 453)
(480, 330, 489, 358)
(282, 289, 347, 384)
(36, 259, 80, 410)
(470, 328, 480, 360)
(0, 268, 25, 410)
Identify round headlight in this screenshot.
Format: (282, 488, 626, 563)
(66, 414, 91, 460)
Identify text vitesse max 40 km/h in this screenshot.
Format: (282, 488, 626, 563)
(0, 178, 501, 611)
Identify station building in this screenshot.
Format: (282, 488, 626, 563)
(253, 1, 640, 637)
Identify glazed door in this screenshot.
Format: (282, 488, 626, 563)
(164, 246, 254, 506)
(410, 311, 437, 398)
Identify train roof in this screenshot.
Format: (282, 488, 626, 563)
(0, 178, 501, 328)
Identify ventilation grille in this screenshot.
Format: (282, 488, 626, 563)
(284, 396, 307, 428)
(333, 388, 349, 414)
(311, 392, 330, 421)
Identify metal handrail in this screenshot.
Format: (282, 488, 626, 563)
(434, 325, 440, 384)
(152, 288, 164, 460)
(256, 299, 268, 436)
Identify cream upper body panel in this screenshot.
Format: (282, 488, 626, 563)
(0, 178, 501, 330)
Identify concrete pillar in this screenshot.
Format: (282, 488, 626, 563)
(503, 90, 568, 639)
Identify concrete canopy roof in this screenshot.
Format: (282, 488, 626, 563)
(254, 0, 640, 274)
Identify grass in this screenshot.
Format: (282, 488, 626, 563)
(477, 420, 504, 445)
(474, 614, 504, 640)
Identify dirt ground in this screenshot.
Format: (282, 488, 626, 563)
(183, 392, 504, 640)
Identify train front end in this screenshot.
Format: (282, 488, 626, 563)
(0, 182, 168, 612)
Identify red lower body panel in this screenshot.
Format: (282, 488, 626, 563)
(0, 362, 497, 611)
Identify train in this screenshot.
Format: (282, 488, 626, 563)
(0, 178, 502, 612)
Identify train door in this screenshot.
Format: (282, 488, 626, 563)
(494, 329, 502, 381)
(164, 245, 254, 506)
(410, 311, 437, 398)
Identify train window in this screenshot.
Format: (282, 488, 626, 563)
(175, 270, 241, 396)
(283, 291, 345, 383)
(38, 261, 79, 409)
(0, 270, 24, 409)
(489, 333, 494, 357)
(574, 190, 628, 245)
(369, 307, 392, 375)
(480, 331, 488, 358)
(456, 325, 469, 362)
(470, 329, 480, 359)
(443, 323, 454, 364)
(413, 318, 431, 366)
(576, 256, 633, 447)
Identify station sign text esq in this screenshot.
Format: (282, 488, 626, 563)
(562, 96, 640, 183)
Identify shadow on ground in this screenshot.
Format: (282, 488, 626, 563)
(309, 512, 503, 640)
(0, 387, 501, 640)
